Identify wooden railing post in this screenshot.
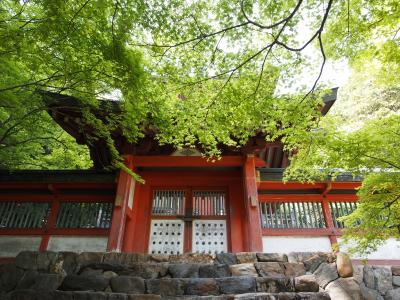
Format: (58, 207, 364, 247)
(39, 196, 60, 251)
(321, 193, 338, 247)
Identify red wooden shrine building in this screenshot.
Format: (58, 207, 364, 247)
(0, 88, 371, 260)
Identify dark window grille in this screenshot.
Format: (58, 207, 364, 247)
(0, 202, 50, 228)
(192, 191, 226, 216)
(259, 201, 326, 229)
(152, 190, 185, 216)
(329, 201, 358, 228)
(56, 202, 113, 228)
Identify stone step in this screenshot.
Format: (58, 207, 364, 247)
(231, 292, 330, 300)
(144, 276, 318, 296)
(61, 275, 317, 295)
(75, 262, 308, 278)
(4, 290, 330, 300)
(164, 292, 331, 300)
(14, 251, 335, 266)
(3, 274, 319, 295)
(15, 251, 313, 279)
(2, 251, 343, 299)
(3, 290, 161, 300)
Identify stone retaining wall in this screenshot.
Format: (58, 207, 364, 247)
(354, 264, 400, 300)
(0, 251, 399, 299)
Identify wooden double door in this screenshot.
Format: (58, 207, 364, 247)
(148, 188, 228, 254)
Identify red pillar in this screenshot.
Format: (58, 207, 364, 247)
(322, 183, 338, 247)
(39, 197, 60, 251)
(322, 197, 338, 247)
(122, 180, 141, 252)
(107, 156, 134, 252)
(243, 155, 263, 252)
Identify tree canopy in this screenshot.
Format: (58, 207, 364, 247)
(1, 0, 397, 168)
(286, 112, 400, 256)
(1, 0, 399, 255)
(284, 14, 400, 253)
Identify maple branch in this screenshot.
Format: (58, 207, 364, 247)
(240, 0, 303, 30)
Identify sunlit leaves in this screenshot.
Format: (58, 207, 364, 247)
(0, 0, 398, 175)
(340, 173, 400, 256)
(286, 115, 400, 255)
(325, 0, 400, 87)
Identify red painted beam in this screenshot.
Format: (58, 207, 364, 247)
(258, 181, 326, 190)
(259, 194, 324, 202)
(48, 228, 109, 236)
(259, 194, 358, 202)
(243, 155, 263, 252)
(0, 228, 109, 236)
(258, 181, 361, 191)
(262, 228, 338, 236)
(0, 182, 116, 190)
(132, 156, 255, 167)
(139, 170, 243, 182)
(0, 183, 48, 190)
(326, 195, 358, 202)
(0, 195, 114, 202)
(0, 229, 44, 235)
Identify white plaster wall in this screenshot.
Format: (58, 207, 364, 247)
(0, 236, 41, 257)
(338, 237, 400, 260)
(262, 236, 332, 253)
(47, 236, 108, 252)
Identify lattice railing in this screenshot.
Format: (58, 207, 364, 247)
(0, 202, 50, 228)
(192, 191, 226, 216)
(0, 200, 113, 230)
(151, 190, 185, 216)
(259, 199, 358, 231)
(329, 201, 358, 228)
(259, 201, 326, 229)
(56, 202, 113, 228)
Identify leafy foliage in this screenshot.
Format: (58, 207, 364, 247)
(286, 115, 400, 255)
(0, 0, 331, 168)
(0, 0, 146, 169)
(330, 79, 400, 131)
(340, 172, 400, 256)
(0, 56, 92, 169)
(0, 0, 398, 172)
(1, 0, 399, 255)
(325, 0, 400, 87)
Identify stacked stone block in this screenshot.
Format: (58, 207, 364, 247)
(357, 265, 400, 300)
(0, 251, 333, 299)
(3, 250, 400, 299)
